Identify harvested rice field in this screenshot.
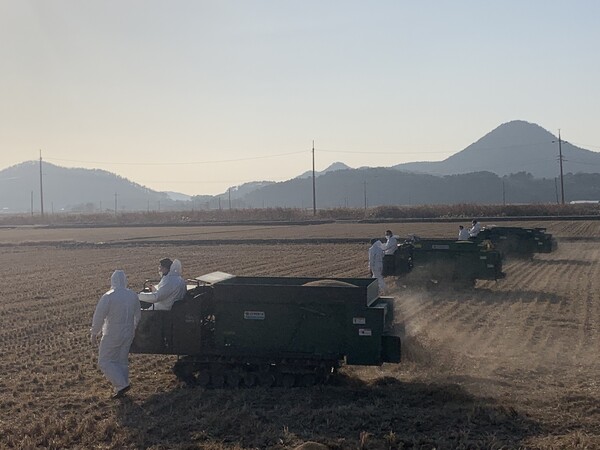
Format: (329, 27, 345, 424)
(1, 220, 600, 449)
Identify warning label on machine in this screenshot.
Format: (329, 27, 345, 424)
(358, 328, 372, 336)
(353, 317, 366, 325)
(244, 311, 265, 320)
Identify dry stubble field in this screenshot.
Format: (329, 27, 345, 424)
(1, 221, 600, 449)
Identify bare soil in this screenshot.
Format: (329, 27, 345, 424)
(1, 220, 599, 449)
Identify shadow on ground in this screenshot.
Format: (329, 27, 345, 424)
(116, 374, 541, 449)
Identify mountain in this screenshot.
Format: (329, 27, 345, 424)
(297, 162, 352, 179)
(0, 161, 176, 213)
(223, 181, 276, 199)
(164, 191, 192, 202)
(393, 120, 600, 178)
(240, 167, 600, 208)
(3, 121, 600, 213)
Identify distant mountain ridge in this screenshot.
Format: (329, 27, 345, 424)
(164, 191, 192, 202)
(297, 162, 352, 179)
(0, 161, 175, 213)
(227, 181, 276, 199)
(2, 120, 600, 212)
(393, 120, 600, 178)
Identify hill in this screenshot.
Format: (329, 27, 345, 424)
(297, 162, 352, 179)
(393, 120, 600, 178)
(3, 121, 600, 213)
(240, 168, 600, 208)
(0, 161, 177, 213)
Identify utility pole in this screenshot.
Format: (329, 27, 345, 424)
(228, 188, 232, 210)
(363, 180, 367, 215)
(554, 177, 559, 204)
(39, 150, 44, 217)
(553, 130, 566, 205)
(312, 140, 316, 216)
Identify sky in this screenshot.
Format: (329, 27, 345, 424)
(1, 1, 599, 196)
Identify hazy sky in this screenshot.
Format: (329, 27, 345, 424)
(1, 1, 599, 195)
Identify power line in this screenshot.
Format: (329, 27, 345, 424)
(45, 150, 307, 166)
(569, 141, 600, 149)
(43, 140, 572, 167)
(317, 141, 554, 155)
(318, 149, 452, 155)
(39, 138, 598, 168)
(564, 159, 600, 166)
(396, 157, 555, 174)
(135, 178, 289, 184)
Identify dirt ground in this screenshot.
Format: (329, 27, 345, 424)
(1, 220, 599, 449)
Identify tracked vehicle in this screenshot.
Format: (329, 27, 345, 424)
(382, 237, 505, 285)
(130, 272, 400, 387)
(474, 226, 557, 257)
(409, 237, 505, 285)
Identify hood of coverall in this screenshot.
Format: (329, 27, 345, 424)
(110, 270, 128, 289)
(169, 259, 182, 276)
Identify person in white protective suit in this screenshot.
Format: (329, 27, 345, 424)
(381, 230, 398, 255)
(469, 219, 482, 238)
(368, 238, 386, 294)
(138, 258, 187, 310)
(458, 225, 470, 240)
(90, 270, 141, 399)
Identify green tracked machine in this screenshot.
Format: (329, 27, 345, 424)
(474, 226, 557, 257)
(382, 237, 505, 285)
(409, 237, 505, 285)
(130, 272, 400, 388)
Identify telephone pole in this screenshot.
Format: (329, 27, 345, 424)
(553, 130, 565, 205)
(39, 150, 44, 217)
(312, 140, 316, 216)
(363, 180, 367, 215)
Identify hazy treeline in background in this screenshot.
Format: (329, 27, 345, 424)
(2, 162, 600, 214)
(1, 203, 598, 227)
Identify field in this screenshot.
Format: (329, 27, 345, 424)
(2, 220, 600, 449)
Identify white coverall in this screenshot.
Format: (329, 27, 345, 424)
(91, 270, 141, 393)
(469, 222, 482, 237)
(368, 242, 386, 293)
(458, 228, 470, 240)
(381, 235, 398, 255)
(138, 259, 187, 310)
